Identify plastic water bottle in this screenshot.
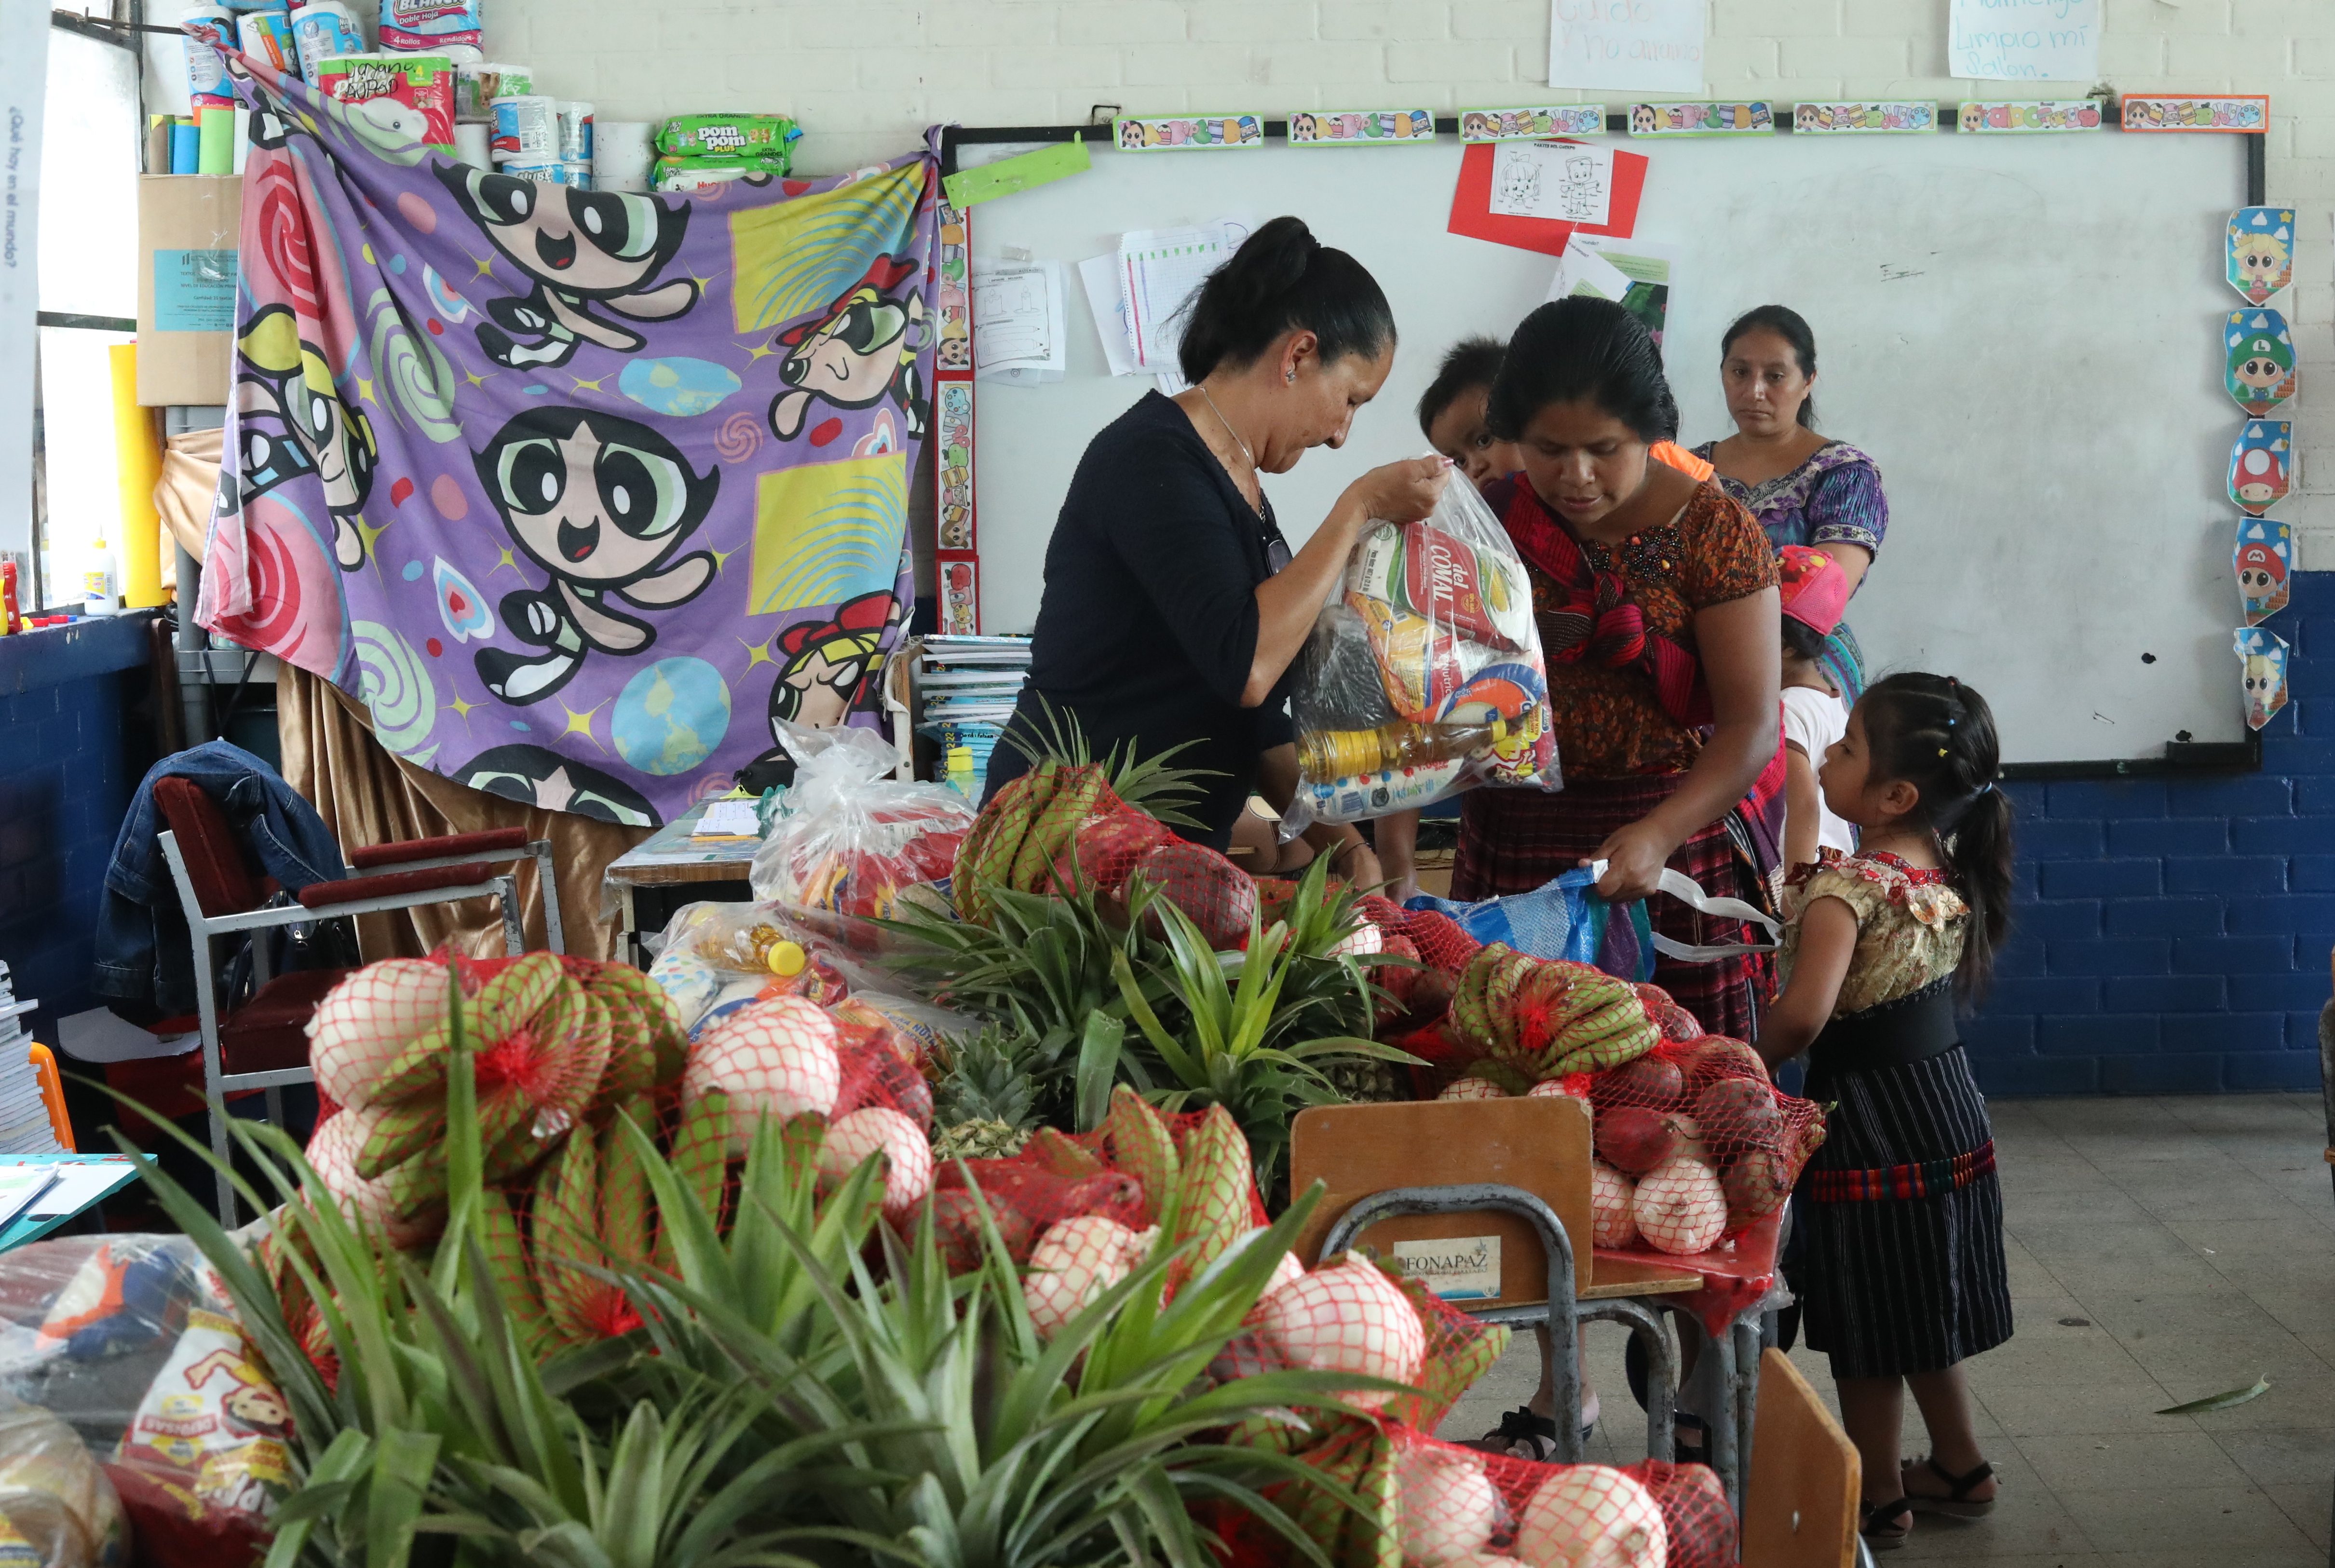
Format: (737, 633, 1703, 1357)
(82, 538, 121, 617)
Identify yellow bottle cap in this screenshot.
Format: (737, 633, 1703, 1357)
(767, 940, 807, 977)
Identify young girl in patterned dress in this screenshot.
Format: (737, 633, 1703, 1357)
(1756, 672, 2017, 1551)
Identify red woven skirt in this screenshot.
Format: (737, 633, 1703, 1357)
(1452, 776, 1768, 1039)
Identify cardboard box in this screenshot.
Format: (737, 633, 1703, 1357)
(136, 175, 243, 406)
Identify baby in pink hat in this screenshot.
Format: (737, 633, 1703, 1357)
(1778, 545, 1856, 872)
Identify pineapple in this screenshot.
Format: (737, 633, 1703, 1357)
(932, 1025, 1043, 1160)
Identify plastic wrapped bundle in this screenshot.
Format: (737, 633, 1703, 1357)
(1285, 473, 1561, 829)
(748, 721, 973, 929)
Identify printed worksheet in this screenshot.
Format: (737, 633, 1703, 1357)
(1489, 141, 1614, 226)
(1117, 217, 1252, 374)
(972, 259, 1067, 383)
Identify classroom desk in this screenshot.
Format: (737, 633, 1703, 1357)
(603, 803, 763, 965)
(0, 1155, 150, 1253)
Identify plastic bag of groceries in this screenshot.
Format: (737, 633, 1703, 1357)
(748, 721, 972, 925)
(644, 900, 853, 1039)
(0, 1233, 292, 1568)
(1282, 471, 1560, 831)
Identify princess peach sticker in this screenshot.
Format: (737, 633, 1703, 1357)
(2228, 420, 2292, 515)
(2227, 207, 2294, 303)
(2224, 310, 2295, 415)
(2234, 517, 2292, 625)
(2235, 626, 2291, 730)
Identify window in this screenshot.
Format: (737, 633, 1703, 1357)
(31, 8, 143, 611)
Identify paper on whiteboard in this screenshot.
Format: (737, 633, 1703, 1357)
(1575, 234, 1678, 348)
(1490, 141, 1613, 226)
(1549, 0, 1706, 95)
(1947, 0, 2099, 81)
(1545, 236, 1633, 304)
(973, 258, 1067, 385)
(1077, 253, 1138, 377)
(1117, 216, 1252, 375)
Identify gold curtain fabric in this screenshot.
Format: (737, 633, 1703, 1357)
(155, 428, 223, 591)
(276, 663, 648, 962)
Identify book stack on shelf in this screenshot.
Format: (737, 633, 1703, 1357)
(915, 635, 1031, 796)
(0, 966, 59, 1158)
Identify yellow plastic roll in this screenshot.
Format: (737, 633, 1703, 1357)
(109, 344, 166, 608)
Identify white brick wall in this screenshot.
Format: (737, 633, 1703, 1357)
(481, 0, 2335, 543)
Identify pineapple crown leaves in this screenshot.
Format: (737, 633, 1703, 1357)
(998, 692, 1219, 831)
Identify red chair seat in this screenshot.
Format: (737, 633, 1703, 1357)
(349, 827, 529, 870)
(219, 968, 351, 1075)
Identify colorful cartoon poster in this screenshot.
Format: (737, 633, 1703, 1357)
(2224, 310, 2295, 415)
(2228, 207, 2294, 303)
(1954, 100, 2103, 133)
(1792, 102, 1935, 133)
(938, 556, 977, 634)
(1288, 109, 1435, 145)
(935, 200, 969, 373)
(2228, 420, 2292, 516)
(937, 383, 974, 551)
(1628, 101, 1773, 136)
(2235, 517, 2292, 625)
(1461, 106, 1605, 142)
(1112, 114, 1263, 150)
(2235, 626, 2291, 730)
(194, 44, 933, 827)
(2122, 95, 2268, 132)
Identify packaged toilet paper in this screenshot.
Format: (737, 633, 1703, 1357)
(315, 53, 456, 151)
(453, 61, 531, 122)
(377, 0, 480, 53)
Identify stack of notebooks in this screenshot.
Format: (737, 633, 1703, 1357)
(916, 635, 1032, 796)
(0, 966, 59, 1158)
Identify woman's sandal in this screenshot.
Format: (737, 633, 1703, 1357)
(1860, 1497, 1914, 1551)
(1903, 1457, 1997, 1517)
(1467, 1406, 1597, 1461)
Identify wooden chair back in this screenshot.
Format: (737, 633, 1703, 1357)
(1742, 1347, 1861, 1568)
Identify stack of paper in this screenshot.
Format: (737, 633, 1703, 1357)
(1078, 217, 1253, 393)
(972, 259, 1068, 386)
(916, 635, 1032, 793)
(690, 799, 762, 841)
(0, 966, 61, 1158)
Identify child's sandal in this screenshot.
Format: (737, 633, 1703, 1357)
(1860, 1498, 1914, 1550)
(1904, 1457, 1997, 1517)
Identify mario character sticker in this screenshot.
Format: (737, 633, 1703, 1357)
(1461, 106, 1605, 142)
(1955, 100, 2104, 133)
(2229, 420, 2292, 516)
(2235, 625, 2291, 730)
(2122, 95, 2267, 132)
(937, 382, 974, 551)
(1288, 109, 1438, 145)
(1111, 114, 1265, 150)
(2225, 310, 2296, 415)
(1628, 101, 1774, 136)
(2235, 517, 2292, 625)
(939, 556, 977, 634)
(2228, 208, 2295, 304)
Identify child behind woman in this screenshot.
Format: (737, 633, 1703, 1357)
(1756, 672, 2016, 1551)
(1777, 545, 1856, 871)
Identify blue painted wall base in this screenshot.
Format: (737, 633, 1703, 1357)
(1967, 570, 2335, 1095)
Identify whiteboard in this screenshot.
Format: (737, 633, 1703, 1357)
(957, 129, 2250, 766)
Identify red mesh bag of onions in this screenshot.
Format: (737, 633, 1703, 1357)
(1584, 1036, 1826, 1256)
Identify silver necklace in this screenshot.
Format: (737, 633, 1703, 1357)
(1198, 385, 1264, 514)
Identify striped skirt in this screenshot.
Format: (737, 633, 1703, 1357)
(1797, 1044, 2014, 1379)
(1452, 776, 1769, 1040)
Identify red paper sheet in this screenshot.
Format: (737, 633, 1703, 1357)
(1446, 140, 1650, 255)
(1594, 1208, 1782, 1339)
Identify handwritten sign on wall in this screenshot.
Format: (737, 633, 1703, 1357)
(1949, 0, 2101, 82)
(1549, 0, 1707, 95)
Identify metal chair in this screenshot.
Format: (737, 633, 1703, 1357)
(151, 777, 531, 1223)
(344, 826, 564, 956)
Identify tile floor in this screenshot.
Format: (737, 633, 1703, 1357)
(1439, 1093, 2335, 1568)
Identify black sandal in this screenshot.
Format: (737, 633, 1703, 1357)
(1903, 1457, 1997, 1517)
(1860, 1497, 1914, 1550)
(1466, 1405, 1594, 1461)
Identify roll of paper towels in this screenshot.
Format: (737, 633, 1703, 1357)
(453, 121, 490, 166)
(593, 120, 653, 193)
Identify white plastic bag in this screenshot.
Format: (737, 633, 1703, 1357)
(747, 721, 974, 917)
(1282, 472, 1561, 830)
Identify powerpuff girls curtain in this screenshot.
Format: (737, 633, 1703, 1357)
(198, 50, 936, 828)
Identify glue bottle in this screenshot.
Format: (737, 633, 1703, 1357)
(82, 538, 120, 618)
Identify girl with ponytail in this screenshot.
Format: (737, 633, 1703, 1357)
(1757, 672, 2017, 1552)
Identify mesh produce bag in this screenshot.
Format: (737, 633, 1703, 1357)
(1586, 1036, 1825, 1251)
(1284, 472, 1561, 831)
(749, 721, 973, 930)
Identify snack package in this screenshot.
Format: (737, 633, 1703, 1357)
(0, 1399, 128, 1568)
(655, 114, 802, 163)
(313, 54, 456, 152)
(1283, 471, 1560, 828)
(748, 722, 973, 927)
